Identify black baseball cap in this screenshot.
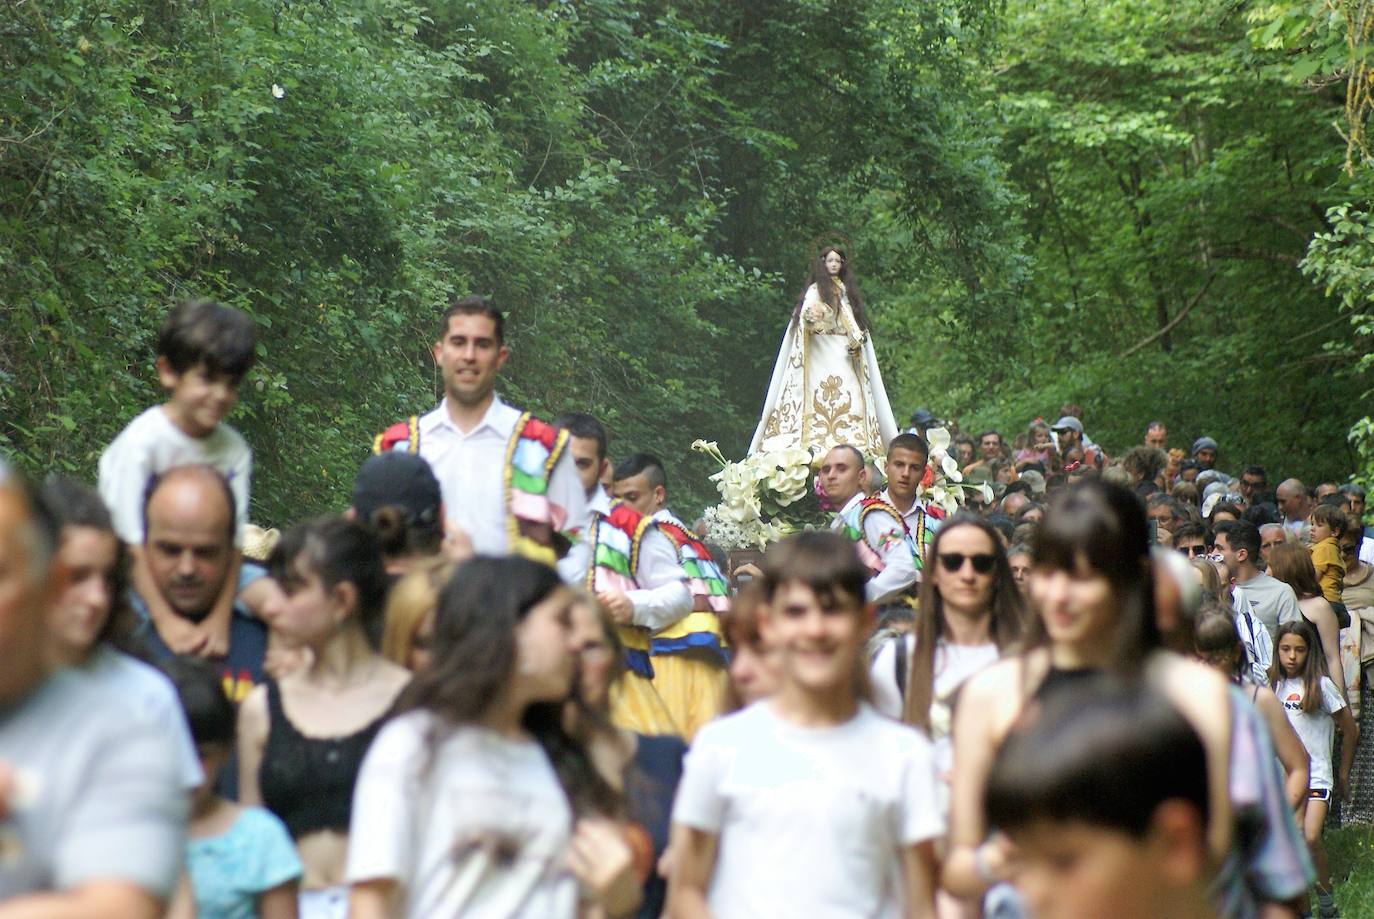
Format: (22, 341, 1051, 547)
(352, 453, 441, 526)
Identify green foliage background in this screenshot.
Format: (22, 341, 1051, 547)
(3, 0, 1374, 523)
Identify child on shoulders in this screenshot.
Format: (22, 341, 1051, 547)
(99, 299, 255, 657)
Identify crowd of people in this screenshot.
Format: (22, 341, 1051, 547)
(0, 294, 1370, 919)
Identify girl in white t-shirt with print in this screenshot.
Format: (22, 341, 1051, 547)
(346, 556, 640, 919)
(668, 531, 943, 919)
(1269, 618, 1358, 917)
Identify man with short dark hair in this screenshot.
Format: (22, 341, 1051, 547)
(1238, 466, 1268, 505)
(613, 451, 729, 738)
(1216, 520, 1300, 636)
(978, 430, 1003, 464)
(373, 296, 586, 566)
(1339, 483, 1374, 563)
(0, 470, 186, 915)
(821, 445, 918, 603)
(1144, 421, 1168, 450)
(880, 433, 938, 552)
(133, 466, 267, 701)
(1172, 521, 1210, 559)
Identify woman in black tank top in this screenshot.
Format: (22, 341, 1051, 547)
(237, 517, 411, 914)
(943, 481, 1236, 907)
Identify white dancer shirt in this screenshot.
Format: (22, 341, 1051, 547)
(831, 493, 920, 604)
(415, 394, 585, 559)
(557, 488, 691, 629)
(673, 700, 944, 918)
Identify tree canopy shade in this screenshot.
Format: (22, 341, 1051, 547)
(4, 0, 1374, 523)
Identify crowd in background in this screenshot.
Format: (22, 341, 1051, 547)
(0, 297, 1369, 919)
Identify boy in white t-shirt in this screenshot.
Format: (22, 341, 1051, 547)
(668, 531, 943, 919)
(99, 299, 255, 658)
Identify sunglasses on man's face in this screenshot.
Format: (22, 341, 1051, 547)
(1341, 543, 1359, 557)
(1179, 544, 1209, 557)
(938, 552, 997, 574)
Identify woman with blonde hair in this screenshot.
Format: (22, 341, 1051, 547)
(379, 557, 452, 673)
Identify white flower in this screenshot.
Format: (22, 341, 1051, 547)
(271, 83, 286, 99)
(980, 482, 995, 505)
(940, 453, 960, 479)
(926, 427, 951, 453)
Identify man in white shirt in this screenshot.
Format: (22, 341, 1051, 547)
(820, 445, 919, 604)
(878, 432, 938, 570)
(552, 414, 691, 626)
(374, 297, 586, 566)
(613, 451, 731, 738)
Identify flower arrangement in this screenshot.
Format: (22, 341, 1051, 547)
(691, 428, 993, 550)
(921, 428, 994, 516)
(691, 440, 820, 549)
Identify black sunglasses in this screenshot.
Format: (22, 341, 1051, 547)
(1180, 544, 1210, 557)
(938, 552, 997, 574)
(1341, 543, 1359, 556)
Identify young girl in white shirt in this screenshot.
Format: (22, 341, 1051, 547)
(668, 531, 943, 919)
(1269, 618, 1358, 917)
(346, 556, 639, 919)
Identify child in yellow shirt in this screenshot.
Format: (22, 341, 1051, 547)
(1308, 503, 1347, 604)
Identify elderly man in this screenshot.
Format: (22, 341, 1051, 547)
(1275, 478, 1311, 538)
(0, 468, 185, 915)
(133, 465, 267, 701)
(820, 445, 919, 604)
(1259, 524, 1288, 566)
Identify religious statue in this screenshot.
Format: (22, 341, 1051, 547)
(750, 245, 897, 458)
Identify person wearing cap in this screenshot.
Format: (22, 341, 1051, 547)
(1192, 436, 1219, 471)
(349, 452, 446, 581)
(907, 408, 939, 439)
(1051, 415, 1104, 469)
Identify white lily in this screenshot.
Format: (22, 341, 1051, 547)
(926, 427, 951, 452)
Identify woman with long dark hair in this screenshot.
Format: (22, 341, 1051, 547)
(346, 556, 639, 919)
(238, 516, 411, 919)
(750, 245, 897, 457)
(868, 514, 1024, 751)
(941, 481, 1235, 908)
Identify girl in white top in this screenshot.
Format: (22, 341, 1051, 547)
(669, 531, 943, 919)
(346, 556, 639, 919)
(869, 514, 1026, 782)
(1268, 618, 1357, 914)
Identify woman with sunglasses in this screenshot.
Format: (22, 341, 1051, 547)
(941, 481, 1235, 910)
(1342, 513, 1374, 825)
(870, 515, 1024, 754)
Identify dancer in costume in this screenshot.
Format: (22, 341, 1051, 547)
(879, 433, 942, 574)
(553, 414, 691, 738)
(819, 444, 920, 604)
(751, 246, 898, 458)
(613, 452, 729, 740)
(372, 297, 586, 568)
